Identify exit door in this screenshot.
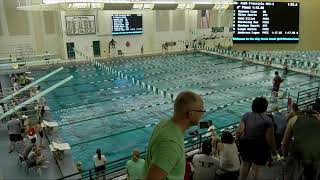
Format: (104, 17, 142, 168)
(93, 41, 101, 57)
(66, 42, 75, 59)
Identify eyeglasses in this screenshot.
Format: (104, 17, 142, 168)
(191, 109, 206, 113)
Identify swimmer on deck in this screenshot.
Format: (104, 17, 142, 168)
(272, 71, 284, 101)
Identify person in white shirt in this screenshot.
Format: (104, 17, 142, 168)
(13, 79, 19, 92)
(93, 148, 107, 180)
(206, 120, 216, 138)
(192, 141, 217, 180)
(0, 104, 4, 115)
(213, 131, 240, 180)
(30, 86, 38, 97)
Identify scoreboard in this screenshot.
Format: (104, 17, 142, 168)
(233, 1, 299, 43)
(112, 14, 143, 35)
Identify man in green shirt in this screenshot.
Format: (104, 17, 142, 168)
(145, 91, 205, 180)
(126, 149, 145, 180)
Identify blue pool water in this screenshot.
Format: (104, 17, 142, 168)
(31, 52, 320, 169)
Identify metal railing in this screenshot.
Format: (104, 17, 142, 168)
(296, 87, 320, 110)
(57, 121, 239, 180)
(56, 97, 298, 180)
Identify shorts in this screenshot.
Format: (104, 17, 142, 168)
(41, 108, 45, 117)
(238, 138, 270, 165)
(39, 131, 44, 138)
(273, 87, 279, 92)
(9, 134, 23, 142)
(95, 165, 106, 173)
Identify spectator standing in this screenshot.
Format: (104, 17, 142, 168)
(93, 148, 107, 180)
(236, 97, 279, 180)
(145, 91, 205, 180)
(126, 149, 145, 180)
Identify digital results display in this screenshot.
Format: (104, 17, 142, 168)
(233, 1, 299, 43)
(112, 14, 143, 35)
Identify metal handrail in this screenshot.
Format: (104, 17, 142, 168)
(0, 76, 73, 120)
(297, 87, 320, 105)
(57, 99, 294, 180)
(0, 67, 64, 104)
(57, 121, 239, 180)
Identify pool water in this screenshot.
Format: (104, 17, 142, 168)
(32, 52, 320, 169)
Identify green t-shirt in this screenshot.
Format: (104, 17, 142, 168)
(145, 119, 185, 180)
(126, 159, 145, 180)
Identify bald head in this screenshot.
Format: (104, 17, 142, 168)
(174, 91, 203, 117)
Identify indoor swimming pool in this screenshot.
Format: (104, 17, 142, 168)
(31, 52, 320, 169)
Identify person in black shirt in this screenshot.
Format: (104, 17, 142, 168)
(272, 71, 284, 101)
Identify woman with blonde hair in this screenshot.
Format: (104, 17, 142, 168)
(126, 149, 145, 180)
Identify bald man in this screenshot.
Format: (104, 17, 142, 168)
(145, 91, 205, 180)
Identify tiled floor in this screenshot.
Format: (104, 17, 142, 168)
(0, 124, 62, 179)
(0, 75, 64, 179)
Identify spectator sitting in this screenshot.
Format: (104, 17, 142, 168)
(213, 131, 240, 180)
(29, 86, 38, 97)
(27, 147, 49, 169)
(126, 149, 145, 180)
(26, 120, 37, 141)
(17, 73, 27, 87)
(236, 97, 279, 180)
(192, 141, 216, 180)
(0, 103, 4, 116)
(271, 106, 287, 151)
(10, 74, 15, 81)
(93, 148, 107, 180)
(23, 137, 36, 159)
(30, 86, 41, 98)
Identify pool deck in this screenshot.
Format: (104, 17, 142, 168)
(0, 119, 63, 179)
(0, 74, 78, 179)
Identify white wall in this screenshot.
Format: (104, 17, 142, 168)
(0, 0, 62, 58)
(59, 10, 202, 59)
(0, 2, 234, 60)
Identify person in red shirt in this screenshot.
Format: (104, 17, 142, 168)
(184, 157, 193, 180)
